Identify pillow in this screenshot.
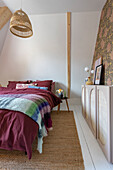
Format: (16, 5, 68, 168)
(28, 85, 48, 90)
(51, 82, 55, 93)
(7, 80, 32, 89)
(39, 86, 48, 90)
(16, 83, 34, 89)
(33, 80, 53, 91)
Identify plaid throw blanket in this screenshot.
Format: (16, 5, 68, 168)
(0, 93, 51, 153)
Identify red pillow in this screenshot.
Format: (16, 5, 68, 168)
(34, 80, 53, 91)
(51, 82, 55, 93)
(7, 80, 31, 89)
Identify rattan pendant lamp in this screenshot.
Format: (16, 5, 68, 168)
(10, 0, 33, 38)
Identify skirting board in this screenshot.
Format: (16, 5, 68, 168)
(59, 98, 81, 105)
(53, 98, 81, 111)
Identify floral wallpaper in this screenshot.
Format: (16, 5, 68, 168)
(91, 0, 113, 85)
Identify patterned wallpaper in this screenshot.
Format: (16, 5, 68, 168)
(91, 0, 113, 85)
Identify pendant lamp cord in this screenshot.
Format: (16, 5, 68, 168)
(21, 0, 22, 10)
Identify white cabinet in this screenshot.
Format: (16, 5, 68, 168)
(84, 85, 97, 137)
(97, 86, 111, 162)
(81, 85, 113, 163)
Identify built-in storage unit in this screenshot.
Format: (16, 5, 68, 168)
(81, 85, 113, 163)
(83, 85, 97, 137)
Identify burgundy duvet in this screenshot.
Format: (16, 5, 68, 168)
(0, 87, 61, 159)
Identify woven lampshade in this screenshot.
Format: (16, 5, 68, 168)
(10, 9, 33, 38)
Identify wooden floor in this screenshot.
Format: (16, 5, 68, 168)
(55, 103, 113, 170)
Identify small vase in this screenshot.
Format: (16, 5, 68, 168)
(59, 92, 63, 99)
(86, 77, 93, 85)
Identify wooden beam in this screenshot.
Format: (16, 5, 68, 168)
(0, 7, 12, 30)
(67, 12, 71, 98)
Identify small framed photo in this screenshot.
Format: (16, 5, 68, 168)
(93, 56, 103, 84)
(94, 64, 103, 85)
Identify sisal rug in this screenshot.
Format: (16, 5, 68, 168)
(0, 111, 84, 170)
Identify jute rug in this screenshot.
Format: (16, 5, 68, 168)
(0, 111, 84, 170)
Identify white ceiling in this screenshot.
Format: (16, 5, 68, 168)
(0, 0, 106, 15)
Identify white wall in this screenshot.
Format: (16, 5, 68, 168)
(0, 12, 101, 100)
(0, 14, 66, 87)
(71, 11, 101, 98)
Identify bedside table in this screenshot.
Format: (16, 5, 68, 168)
(58, 97, 69, 112)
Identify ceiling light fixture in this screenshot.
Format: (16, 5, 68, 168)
(10, 0, 33, 38)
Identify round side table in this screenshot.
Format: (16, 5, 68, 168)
(57, 97, 69, 112)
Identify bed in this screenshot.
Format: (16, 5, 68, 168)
(0, 80, 61, 159)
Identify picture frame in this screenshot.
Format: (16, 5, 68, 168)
(94, 64, 103, 85)
(93, 56, 103, 84)
(94, 56, 103, 69)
